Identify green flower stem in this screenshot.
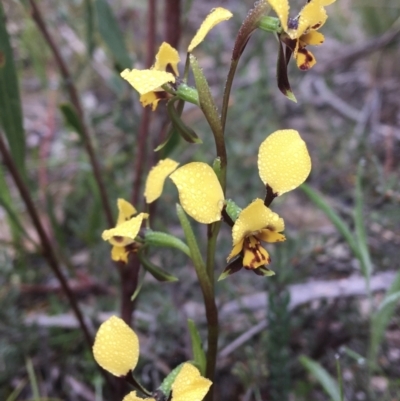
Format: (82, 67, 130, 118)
(221, 58, 239, 135)
(206, 222, 221, 291)
(176, 205, 219, 387)
(189, 55, 227, 193)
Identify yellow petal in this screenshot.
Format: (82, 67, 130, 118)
(171, 363, 212, 401)
(117, 199, 137, 226)
(123, 392, 155, 401)
(295, 47, 317, 70)
(301, 30, 325, 46)
(258, 129, 311, 195)
(144, 159, 179, 204)
(121, 69, 175, 95)
(170, 162, 224, 224)
(188, 8, 233, 52)
(227, 239, 244, 262)
(140, 92, 162, 111)
(242, 237, 271, 269)
(257, 230, 286, 243)
(290, 0, 327, 39)
(153, 42, 180, 76)
(102, 213, 148, 246)
(111, 246, 129, 263)
(232, 199, 284, 246)
(267, 0, 289, 32)
(93, 316, 139, 377)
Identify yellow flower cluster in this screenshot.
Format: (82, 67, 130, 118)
(121, 7, 232, 110)
(141, 129, 311, 273)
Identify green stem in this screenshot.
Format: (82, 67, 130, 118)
(176, 206, 219, 388)
(221, 58, 239, 135)
(206, 222, 221, 291)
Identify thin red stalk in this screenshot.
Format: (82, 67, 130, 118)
(28, 0, 114, 227)
(122, 0, 157, 328)
(0, 135, 93, 360)
(165, 0, 181, 48)
(1, 134, 116, 389)
(131, 0, 156, 206)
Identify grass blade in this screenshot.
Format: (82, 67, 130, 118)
(354, 163, 373, 284)
(95, 0, 132, 70)
(301, 184, 360, 260)
(368, 271, 400, 368)
(26, 358, 40, 400)
(0, 2, 25, 174)
(299, 355, 341, 401)
(188, 319, 207, 376)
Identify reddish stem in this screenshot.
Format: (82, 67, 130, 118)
(165, 0, 181, 49)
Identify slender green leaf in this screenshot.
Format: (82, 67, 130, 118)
(354, 163, 373, 283)
(377, 291, 400, 312)
(144, 230, 191, 257)
(187, 319, 206, 375)
(176, 204, 213, 297)
(335, 357, 344, 401)
(189, 55, 223, 140)
(59, 103, 85, 140)
(130, 269, 146, 301)
(176, 204, 205, 273)
(26, 358, 40, 400)
(95, 0, 132, 70)
(138, 248, 178, 282)
(5, 378, 26, 401)
(0, 2, 25, 174)
(158, 364, 184, 396)
(0, 163, 25, 240)
(339, 346, 365, 365)
(301, 184, 360, 260)
(85, 0, 95, 57)
(167, 97, 201, 144)
(299, 355, 341, 401)
(369, 271, 400, 368)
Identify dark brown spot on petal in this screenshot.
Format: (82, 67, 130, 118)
(298, 48, 315, 71)
(311, 22, 322, 30)
(113, 236, 124, 243)
(243, 237, 269, 269)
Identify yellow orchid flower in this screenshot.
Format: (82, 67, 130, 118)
(221, 129, 311, 278)
(102, 199, 148, 263)
(121, 8, 232, 110)
(268, 0, 336, 70)
(226, 199, 285, 273)
(258, 129, 311, 196)
(93, 316, 139, 377)
(144, 159, 224, 224)
(123, 363, 212, 401)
